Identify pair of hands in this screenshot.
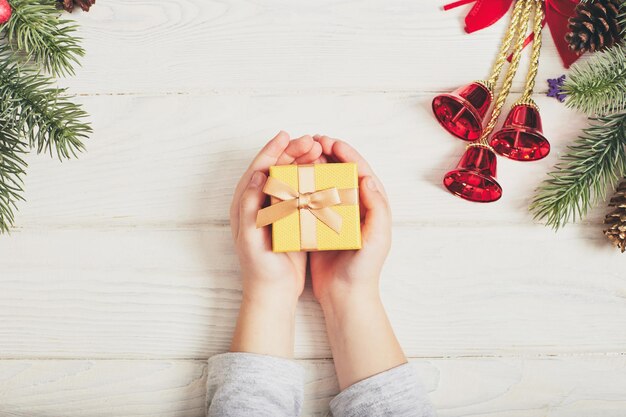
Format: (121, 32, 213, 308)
(229, 132, 406, 390)
(230, 131, 392, 310)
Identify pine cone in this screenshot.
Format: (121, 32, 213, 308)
(565, 0, 622, 55)
(604, 179, 626, 253)
(57, 0, 95, 12)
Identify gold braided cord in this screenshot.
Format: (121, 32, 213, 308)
(476, 0, 533, 146)
(486, 0, 526, 88)
(520, 0, 544, 103)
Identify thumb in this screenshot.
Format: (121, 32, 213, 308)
(237, 171, 269, 246)
(360, 176, 391, 247)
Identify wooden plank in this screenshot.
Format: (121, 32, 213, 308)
(1, 226, 623, 359)
(59, 0, 576, 94)
(1, 357, 625, 417)
(304, 357, 626, 417)
(0, 360, 207, 417)
(15, 93, 591, 228)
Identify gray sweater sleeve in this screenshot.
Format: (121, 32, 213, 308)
(207, 354, 435, 417)
(206, 352, 304, 417)
(330, 363, 436, 417)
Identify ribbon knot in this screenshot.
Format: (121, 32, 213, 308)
(256, 177, 344, 233)
(298, 193, 311, 209)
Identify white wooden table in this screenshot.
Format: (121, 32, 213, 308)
(1, 1, 625, 416)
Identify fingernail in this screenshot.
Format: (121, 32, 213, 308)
(367, 177, 377, 191)
(250, 171, 263, 188)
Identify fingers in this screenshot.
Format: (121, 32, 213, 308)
(232, 131, 290, 220)
(276, 135, 322, 165)
(237, 171, 269, 247)
(248, 131, 291, 173)
(359, 176, 391, 248)
(231, 132, 324, 240)
(231, 131, 288, 238)
(295, 140, 322, 164)
(276, 135, 312, 164)
(332, 141, 376, 179)
(314, 135, 373, 175)
(316, 154, 328, 164)
(313, 135, 334, 154)
(314, 135, 387, 197)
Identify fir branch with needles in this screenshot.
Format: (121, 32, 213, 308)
(0, 46, 91, 158)
(618, 1, 626, 42)
(562, 44, 626, 115)
(530, 112, 626, 229)
(0, 1, 90, 233)
(0, 122, 27, 233)
(2, 0, 84, 77)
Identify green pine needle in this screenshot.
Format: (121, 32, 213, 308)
(0, 45, 91, 159)
(530, 112, 626, 229)
(2, 0, 84, 77)
(563, 44, 626, 116)
(0, 122, 27, 233)
(621, 2, 626, 40)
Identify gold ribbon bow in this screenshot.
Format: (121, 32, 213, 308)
(256, 168, 358, 250)
(256, 176, 344, 232)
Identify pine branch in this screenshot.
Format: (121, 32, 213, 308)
(0, 121, 27, 233)
(620, 0, 626, 40)
(530, 112, 626, 229)
(2, 0, 84, 77)
(0, 45, 90, 159)
(563, 44, 626, 116)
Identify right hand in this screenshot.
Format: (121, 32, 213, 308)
(310, 136, 405, 390)
(309, 135, 392, 306)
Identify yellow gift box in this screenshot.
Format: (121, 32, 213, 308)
(256, 163, 362, 252)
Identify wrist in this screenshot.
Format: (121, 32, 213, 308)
(317, 282, 380, 313)
(319, 290, 407, 390)
(319, 290, 384, 332)
(230, 292, 298, 358)
(240, 270, 303, 307)
(242, 291, 298, 317)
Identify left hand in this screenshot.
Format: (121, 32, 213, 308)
(230, 131, 323, 305)
(229, 131, 323, 357)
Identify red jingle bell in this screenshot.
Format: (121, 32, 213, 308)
(443, 145, 502, 202)
(490, 103, 550, 161)
(432, 81, 493, 141)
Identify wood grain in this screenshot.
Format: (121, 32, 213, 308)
(58, 0, 579, 94)
(1, 357, 625, 417)
(3, 0, 623, 415)
(15, 93, 590, 228)
(0, 360, 207, 417)
(1, 226, 624, 359)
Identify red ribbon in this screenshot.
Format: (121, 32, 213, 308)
(444, 0, 581, 68)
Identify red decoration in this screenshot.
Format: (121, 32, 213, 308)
(443, 0, 581, 68)
(444, 0, 514, 33)
(490, 103, 550, 161)
(0, 0, 11, 25)
(544, 0, 580, 68)
(432, 82, 493, 141)
(443, 145, 503, 202)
